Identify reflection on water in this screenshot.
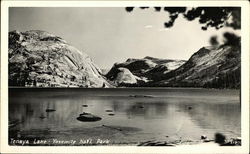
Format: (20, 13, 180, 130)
(9, 88, 241, 145)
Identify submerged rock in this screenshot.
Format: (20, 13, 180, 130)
(46, 109, 56, 112)
(39, 115, 46, 119)
(203, 139, 213, 142)
(105, 109, 113, 112)
(102, 125, 122, 131)
(129, 95, 153, 98)
(138, 105, 144, 109)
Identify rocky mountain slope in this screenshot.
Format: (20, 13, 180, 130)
(108, 67, 142, 85)
(151, 45, 241, 88)
(9, 30, 240, 89)
(106, 57, 186, 86)
(9, 30, 111, 88)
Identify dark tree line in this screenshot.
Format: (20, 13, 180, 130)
(204, 68, 240, 89)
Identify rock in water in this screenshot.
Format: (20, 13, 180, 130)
(201, 135, 207, 139)
(215, 133, 226, 145)
(9, 30, 111, 88)
(105, 109, 113, 112)
(77, 112, 102, 122)
(46, 109, 56, 112)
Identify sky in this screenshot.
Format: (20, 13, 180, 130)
(9, 7, 239, 69)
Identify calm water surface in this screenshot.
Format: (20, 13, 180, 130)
(9, 88, 241, 145)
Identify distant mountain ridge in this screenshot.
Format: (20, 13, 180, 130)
(9, 30, 111, 87)
(147, 45, 241, 88)
(106, 45, 240, 89)
(8, 30, 240, 89)
(106, 56, 186, 86)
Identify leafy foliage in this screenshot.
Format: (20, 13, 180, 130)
(210, 36, 219, 46)
(223, 32, 241, 46)
(125, 7, 240, 30)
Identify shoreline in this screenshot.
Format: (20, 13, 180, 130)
(8, 86, 239, 90)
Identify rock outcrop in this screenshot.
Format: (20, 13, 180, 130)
(9, 30, 111, 87)
(106, 56, 185, 86)
(105, 67, 142, 85)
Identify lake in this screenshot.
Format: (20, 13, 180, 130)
(8, 88, 241, 146)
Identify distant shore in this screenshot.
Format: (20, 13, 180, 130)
(9, 86, 238, 90)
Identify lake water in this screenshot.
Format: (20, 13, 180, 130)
(8, 88, 241, 146)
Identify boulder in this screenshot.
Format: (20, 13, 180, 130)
(77, 112, 102, 122)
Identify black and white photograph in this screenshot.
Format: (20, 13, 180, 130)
(1, 1, 249, 153)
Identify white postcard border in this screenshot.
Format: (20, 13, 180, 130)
(1, 1, 249, 153)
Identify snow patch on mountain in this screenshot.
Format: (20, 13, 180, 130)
(154, 45, 240, 88)
(106, 56, 186, 86)
(163, 61, 187, 73)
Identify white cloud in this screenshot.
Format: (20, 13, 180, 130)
(158, 28, 168, 32)
(144, 25, 153, 28)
